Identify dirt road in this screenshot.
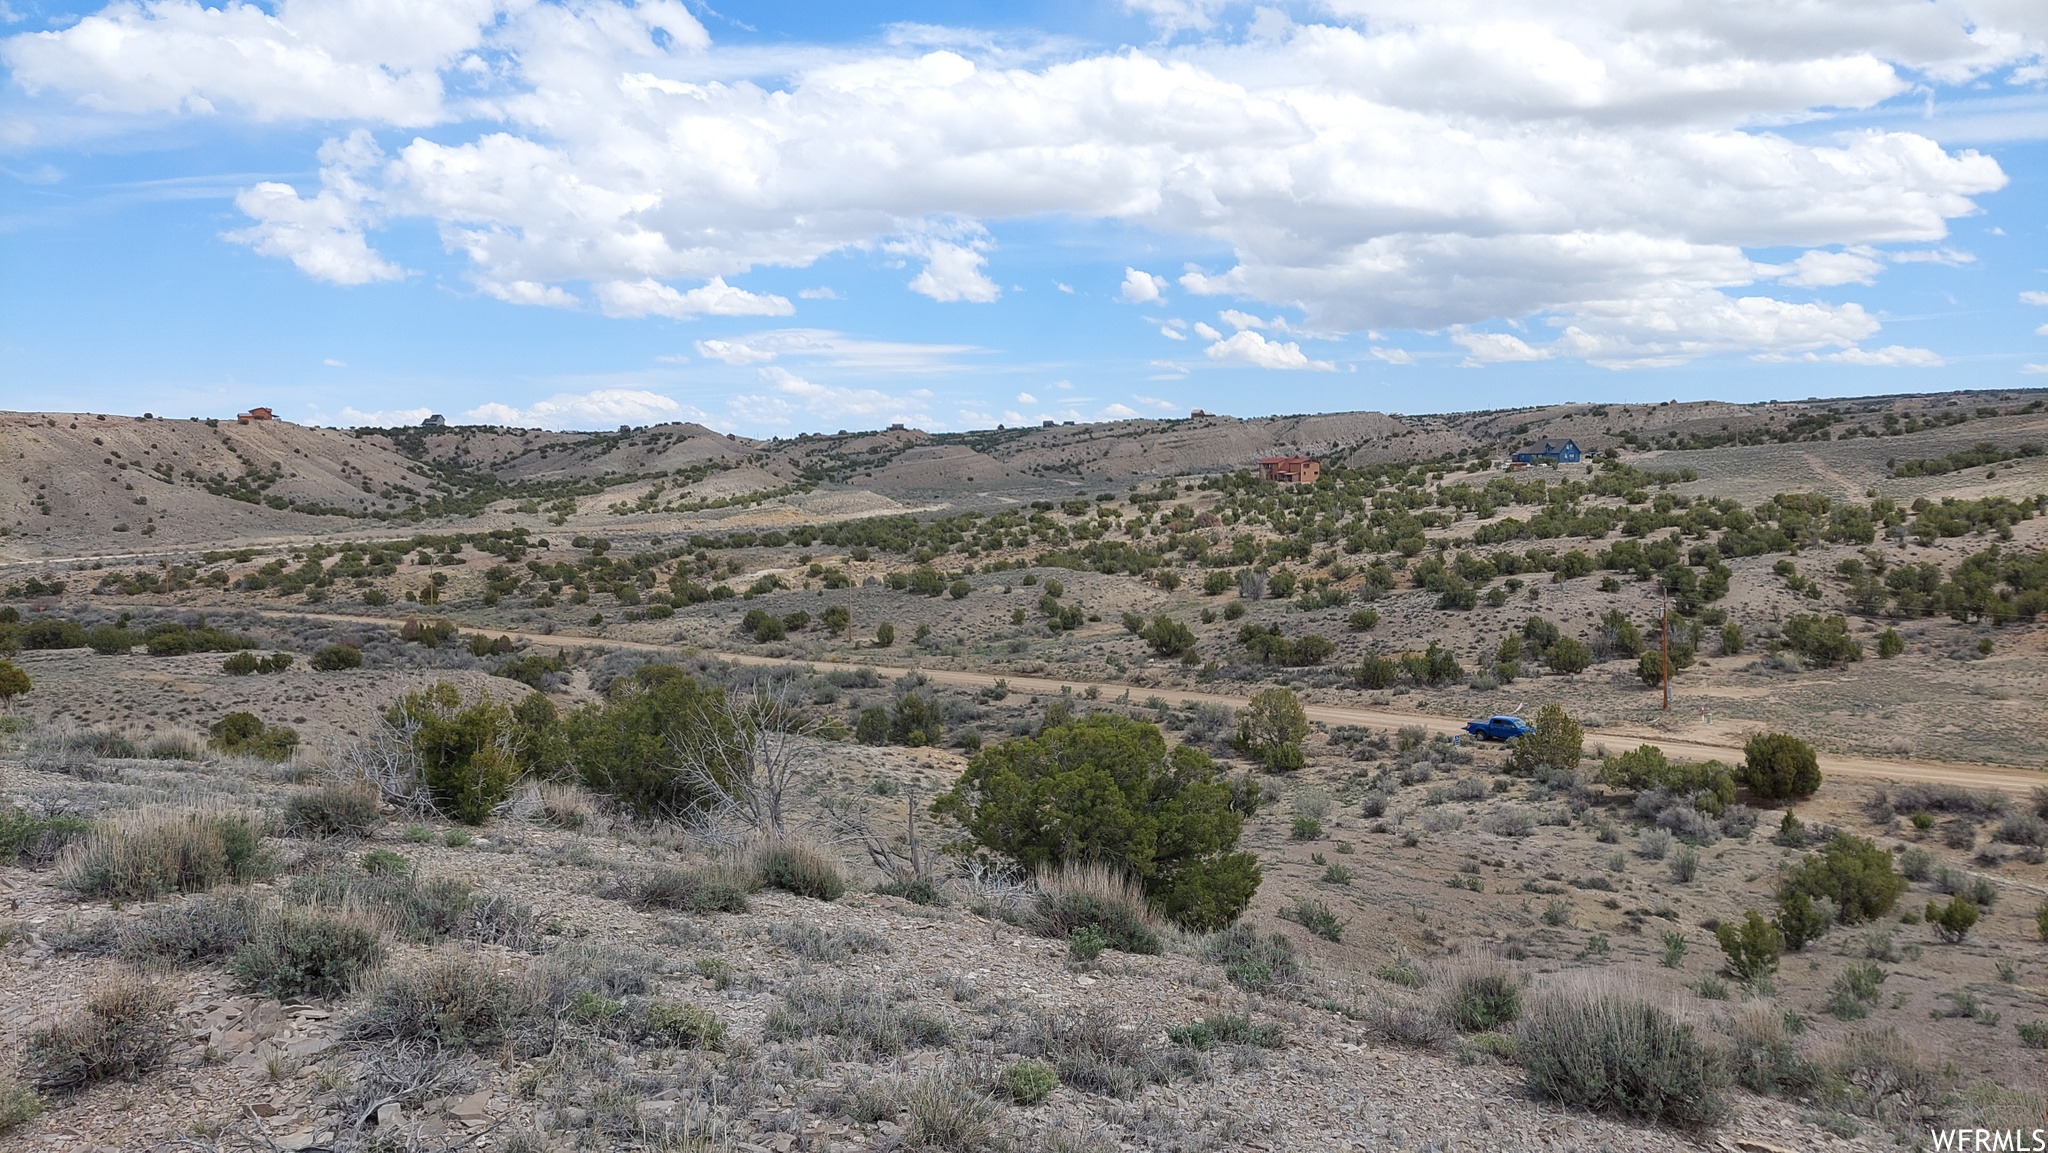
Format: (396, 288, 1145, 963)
(164, 603, 2046, 795)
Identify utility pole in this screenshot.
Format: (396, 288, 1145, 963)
(1661, 582, 1671, 712)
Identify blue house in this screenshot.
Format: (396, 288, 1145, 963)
(1511, 438, 1581, 465)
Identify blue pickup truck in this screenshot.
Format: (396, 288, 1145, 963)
(1463, 715, 1535, 741)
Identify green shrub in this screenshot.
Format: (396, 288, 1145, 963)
(1448, 969, 1522, 1032)
(999, 1059, 1058, 1105)
(1775, 889, 1830, 951)
(1925, 897, 1978, 943)
(230, 908, 386, 1001)
(23, 978, 173, 1094)
(359, 848, 411, 876)
(310, 644, 364, 671)
(1, 808, 93, 866)
(208, 712, 300, 762)
(60, 809, 269, 901)
(1507, 704, 1582, 775)
(890, 692, 944, 747)
(1715, 910, 1782, 983)
(1739, 732, 1820, 802)
(1783, 614, 1862, 666)
(763, 979, 949, 1055)
(283, 785, 380, 838)
(1877, 628, 1904, 658)
(1203, 923, 1300, 992)
(640, 1001, 725, 1050)
(755, 842, 845, 901)
(874, 877, 944, 905)
(875, 622, 895, 647)
(562, 667, 728, 818)
(1779, 833, 1904, 923)
(1067, 925, 1106, 963)
(1728, 1007, 1818, 1095)
(1520, 989, 1727, 1131)
(935, 713, 1259, 931)
(385, 683, 541, 823)
(1232, 687, 1310, 763)
(1545, 636, 1592, 674)
(0, 1074, 39, 1135)
(1169, 1013, 1284, 1050)
(2018, 1021, 2048, 1050)
(1599, 746, 1736, 813)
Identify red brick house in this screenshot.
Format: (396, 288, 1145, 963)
(1259, 456, 1320, 483)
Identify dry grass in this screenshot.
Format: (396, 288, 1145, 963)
(752, 838, 847, 901)
(1028, 861, 1163, 955)
(1517, 979, 1727, 1132)
(58, 806, 270, 901)
(23, 977, 174, 1094)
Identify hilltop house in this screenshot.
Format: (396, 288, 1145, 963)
(1511, 439, 1581, 465)
(236, 407, 274, 424)
(1259, 456, 1321, 483)
(421, 414, 446, 428)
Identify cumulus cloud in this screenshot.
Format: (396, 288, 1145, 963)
(1118, 268, 1168, 304)
(1370, 346, 1415, 365)
(482, 280, 579, 308)
(1767, 249, 1887, 288)
(907, 241, 1000, 303)
(595, 277, 792, 320)
(2023, 292, 2048, 306)
(797, 286, 840, 299)
(1204, 330, 1336, 371)
(1159, 324, 1187, 340)
(1193, 321, 1222, 340)
(1016, 392, 1037, 404)
(16, 0, 2035, 359)
(1101, 402, 1141, 419)
(1132, 395, 1178, 410)
(465, 389, 701, 430)
(1453, 330, 1552, 367)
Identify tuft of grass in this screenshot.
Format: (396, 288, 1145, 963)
(1, 808, 93, 868)
(23, 978, 174, 1094)
(1728, 1005, 1818, 1095)
(117, 890, 262, 965)
(282, 785, 380, 839)
(344, 956, 534, 1052)
(762, 979, 950, 1055)
(622, 866, 752, 914)
(529, 783, 598, 831)
(230, 908, 386, 1001)
(59, 807, 269, 901)
(1204, 923, 1300, 992)
(1447, 967, 1522, 1032)
(899, 1068, 997, 1150)
(769, 920, 889, 962)
(1020, 1007, 1200, 1099)
(1169, 1013, 1284, 1050)
(1280, 895, 1345, 942)
(1519, 985, 1728, 1131)
(754, 841, 846, 901)
(1029, 862, 1163, 955)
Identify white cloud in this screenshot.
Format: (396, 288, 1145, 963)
(1193, 321, 1222, 340)
(2023, 292, 2048, 306)
(687, 329, 981, 371)
(16, 0, 2023, 364)
(332, 405, 431, 426)
(595, 277, 792, 320)
(1159, 324, 1187, 340)
(1755, 345, 1944, 366)
(1016, 392, 1038, 404)
(1218, 310, 1266, 330)
(482, 279, 579, 308)
(1100, 403, 1141, 419)
(323, 358, 347, 368)
(1132, 395, 1178, 411)
(1204, 330, 1336, 371)
(1053, 380, 1073, 390)
(2036, 323, 2048, 337)
(1054, 281, 1074, 294)
(465, 389, 702, 430)
(2023, 364, 2048, 375)
(1889, 248, 1975, 266)
(694, 338, 779, 365)
(730, 366, 933, 426)
(1453, 330, 1552, 367)
(907, 241, 1000, 303)
(1767, 249, 1886, 288)
(1118, 267, 1168, 304)
(797, 286, 840, 299)
(1370, 346, 1415, 365)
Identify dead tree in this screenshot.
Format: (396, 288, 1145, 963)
(822, 784, 945, 884)
(669, 681, 817, 839)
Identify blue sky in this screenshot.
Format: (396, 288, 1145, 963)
(3, 0, 2047, 433)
